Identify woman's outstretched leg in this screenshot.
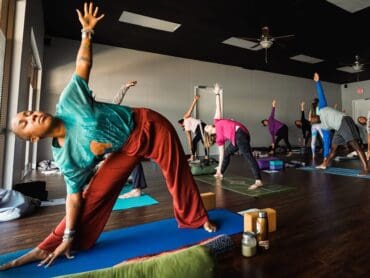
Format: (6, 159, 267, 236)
(124, 109, 216, 232)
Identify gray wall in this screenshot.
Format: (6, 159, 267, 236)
(38, 37, 342, 161)
(4, 0, 44, 187)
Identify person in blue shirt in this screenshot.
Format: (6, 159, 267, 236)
(1, 3, 215, 271)
(312, 72, 368, 175)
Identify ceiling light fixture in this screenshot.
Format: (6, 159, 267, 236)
(260, 40, 273, 49)
(119, 11, 181, 32)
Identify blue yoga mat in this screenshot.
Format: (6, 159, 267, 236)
(0, 209, 243, 277)
(299, 166, 370, 179)
(113, 185, 158, 211)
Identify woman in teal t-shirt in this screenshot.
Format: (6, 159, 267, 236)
(1, 3, 215, 271)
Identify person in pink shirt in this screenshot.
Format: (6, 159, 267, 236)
(204, 84, 263, 190)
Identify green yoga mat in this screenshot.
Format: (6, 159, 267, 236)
(194, 175, 295, 197)
(112, 185, 158, 211)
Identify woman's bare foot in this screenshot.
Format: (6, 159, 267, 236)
(248, 180, 263, 190)
(315, 163, 327, 169)
(119, 188, 142, 199)
(358, 170, 369, 176)
(0, 247, 49, 271)
(203, 220, 217, 233)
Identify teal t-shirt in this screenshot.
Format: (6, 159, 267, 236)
(52, 74, 134, 194)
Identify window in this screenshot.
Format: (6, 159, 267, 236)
(0, 0, 15, 186)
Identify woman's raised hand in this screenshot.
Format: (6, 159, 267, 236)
(313, 72, 319, 82)
(76, 2, 104, 30)
(213, 83, 222, 95)
(125, 80, 137, 89)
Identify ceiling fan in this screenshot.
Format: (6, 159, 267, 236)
(238, 26, 295, 63)
(350, 55, 366, 72)
(339, 55, 370, 81)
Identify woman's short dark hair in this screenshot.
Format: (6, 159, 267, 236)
(178, 119, 184, 125)
(261, 119, 267, 126)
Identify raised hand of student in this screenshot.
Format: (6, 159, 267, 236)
(272, 99, 276, 107)
(76, 2, 104, 31)
(213, 83, 222, 95)
(313, 72, 319, 82)
(125, 80, 137, 89)
(194, 95, 200, 101)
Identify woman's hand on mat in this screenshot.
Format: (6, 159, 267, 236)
(313, 72, 319, 82)
(38, 241, 74, 268)
(76, 2, 104, 31)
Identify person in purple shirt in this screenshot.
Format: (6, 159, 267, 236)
(204, 84, 263, 190)
(261, 100, 293, 156)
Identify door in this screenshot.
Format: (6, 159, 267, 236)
(352, 98, 370, 143)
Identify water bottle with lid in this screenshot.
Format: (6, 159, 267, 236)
(256, 211, 269, 250)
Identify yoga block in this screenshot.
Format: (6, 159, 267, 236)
(201, 192, 216, 210)
(243, 208, 277, 233)
(269, 160, 284, 170)
(257, 157, 278, 170)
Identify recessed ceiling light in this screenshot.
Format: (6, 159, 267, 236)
(222, 37, 262, 51)
(290, 54, 324, 64)
(336, 66, 364, 73)
(119, 11, 181, 32)
(326, 0, 370, 13)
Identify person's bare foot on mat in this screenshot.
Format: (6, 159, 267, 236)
(119, 188, 142, 199)
(0, 247, 49, 271)
(203, 220, 217, 233)
(248, 180, 263, 190)
(316, 163, 327, 169)
(358, 170, 369, 176)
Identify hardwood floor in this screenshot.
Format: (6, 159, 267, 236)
(1, 153, 370, 277)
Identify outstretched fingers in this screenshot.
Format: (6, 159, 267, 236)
(38, 253, 55, 268)
(93, 6, 99, 17)
(88, 2, 93, 15)
(84, 2, 88, 15)
(0, 261, 15, 271)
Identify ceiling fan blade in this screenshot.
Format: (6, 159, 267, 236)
(275, 40, 287, 49)
(273, 34, 295, 39)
